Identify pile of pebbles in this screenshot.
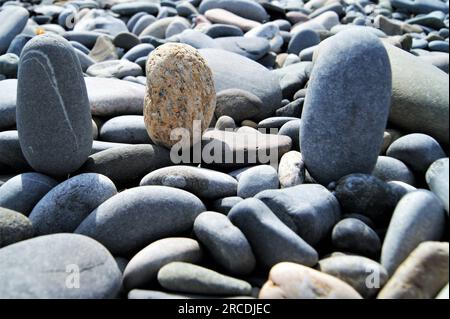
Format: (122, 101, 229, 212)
(0, 0, 449, 299)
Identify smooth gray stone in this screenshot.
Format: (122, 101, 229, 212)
(278, 151, 306, 188)
(63, 31, 109, 49)
(205, 24, 245, 38)
(86, 59, 143, 78)
(331, 174, 403, 226)
(330, 24, 387, 37)
(0, 207, 34, 248)
(318, 255, 389, 299)
(211, 196, 244, 215)
(29, 173, 117, 235)
(426, 158, 449, 214)
(255, 184, 341, 246)
(301, 30, 391, 186)
(73, 10, 128, 36)
(75, 186, 206, 255)
(412, 38, 428, 49)
(140, 166, 238, 199)
(111, 2, 160, 16)
(429, 40, 449, 52)
(122, 43, 154, 62)
(386, 133, 446, 175)
(288, 28, 320, 55)
(200, 49, 282, 120)
(158, 262, 252, 296)
(283, 54, 301, 67)
(200, 130, 292, 170)
(388, 181, 417, 195)
(132, 15, 157, 36)
(258, 117, 299, 130)
(113, 32, 141, 51)
(237, 165, 279, 198)
(194, 211, 256, 275)
(17, 34, 92, 177)
(91, 140, 133, 154)
(0, 6, 29, 54)
(275, 98, 304, 118)
(215, 36, 270, 60)
(309, 2, 344, 19)
(331, 218, 381, 258)
(272, 62, 313, 99)
(165, 20, 189, 38)
(85, 77, 145, 116)
(99, 115, 151, 144)
(0, 234, 122, 298)
(123, 237, 202, 291)
(279, 119, 301, 151)
(199, 0, 269, 22)
(228, 198, 319, 268)
(126, 12, 147, 31)
(215, 89, 264, 122)
(381, 190, 446, 275)
(372, 156, 416, 185)
(390, 0, 449, 14)
(176, 1, 199, 17)
(140, 17, 189, 39)
(406, 12, 447, 29)
(170, 29, 219, 49)
(69, 40, 90, 54)
(384, 44, 449, 144)
(0, 53, 19, 77)
(0, 131, 31, 171)
(80, 144, 172, 187)
(7, 34, 32, 57)
(75, 48, 95, 71)
(0, 79, 17, 130)
(0, 172, 58, 216)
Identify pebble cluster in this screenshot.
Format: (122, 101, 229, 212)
(0, 0, 449, 299)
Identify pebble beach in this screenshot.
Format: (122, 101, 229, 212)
(0, 0, 449, 300)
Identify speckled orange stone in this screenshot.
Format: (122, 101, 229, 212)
(144, 43, 216, 149)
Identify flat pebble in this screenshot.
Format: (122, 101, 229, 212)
(75, 186, 206, 255)
(99, 115, 152, 144)
(0, 172, 58, 216)
(194, 211, 256, 275)
(29, 173, 117, 235)
(426, 158, 449, 214)
(237, 165, 279, 198)
(140, 166, 238, 199)
(158, 262, 252, 296)
(0, 207, 34, 248)
(228, 198, 319, 268)
(381, 190, 446, 275)
(123, 237, 202, 291)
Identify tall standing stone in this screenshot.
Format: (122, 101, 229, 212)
(300, 30, 392, 185)
(16, 34, 93, 176)
(144, 43, 216, 149)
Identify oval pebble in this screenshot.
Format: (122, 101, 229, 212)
(237, 165, 279, 198)
(0, 207, 34, 248)
(29, 173, 117, 235)
(140, 166, 237, 199)
(228, 198, 318, 268)
(0, 234, 122, 298)
(0, 173, 58, 216)
(193, 211, 256, 275)
(123, 237, 203, 291)
(99, 115, 152, 144)
(158, 262, 252, 296)
(75, 186, 206, 255)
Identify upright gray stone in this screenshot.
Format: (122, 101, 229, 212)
(301, 30, 392, 185)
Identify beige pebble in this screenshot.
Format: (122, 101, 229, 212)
(144, 43, 216, 148)
(259, 262, 363, 299)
